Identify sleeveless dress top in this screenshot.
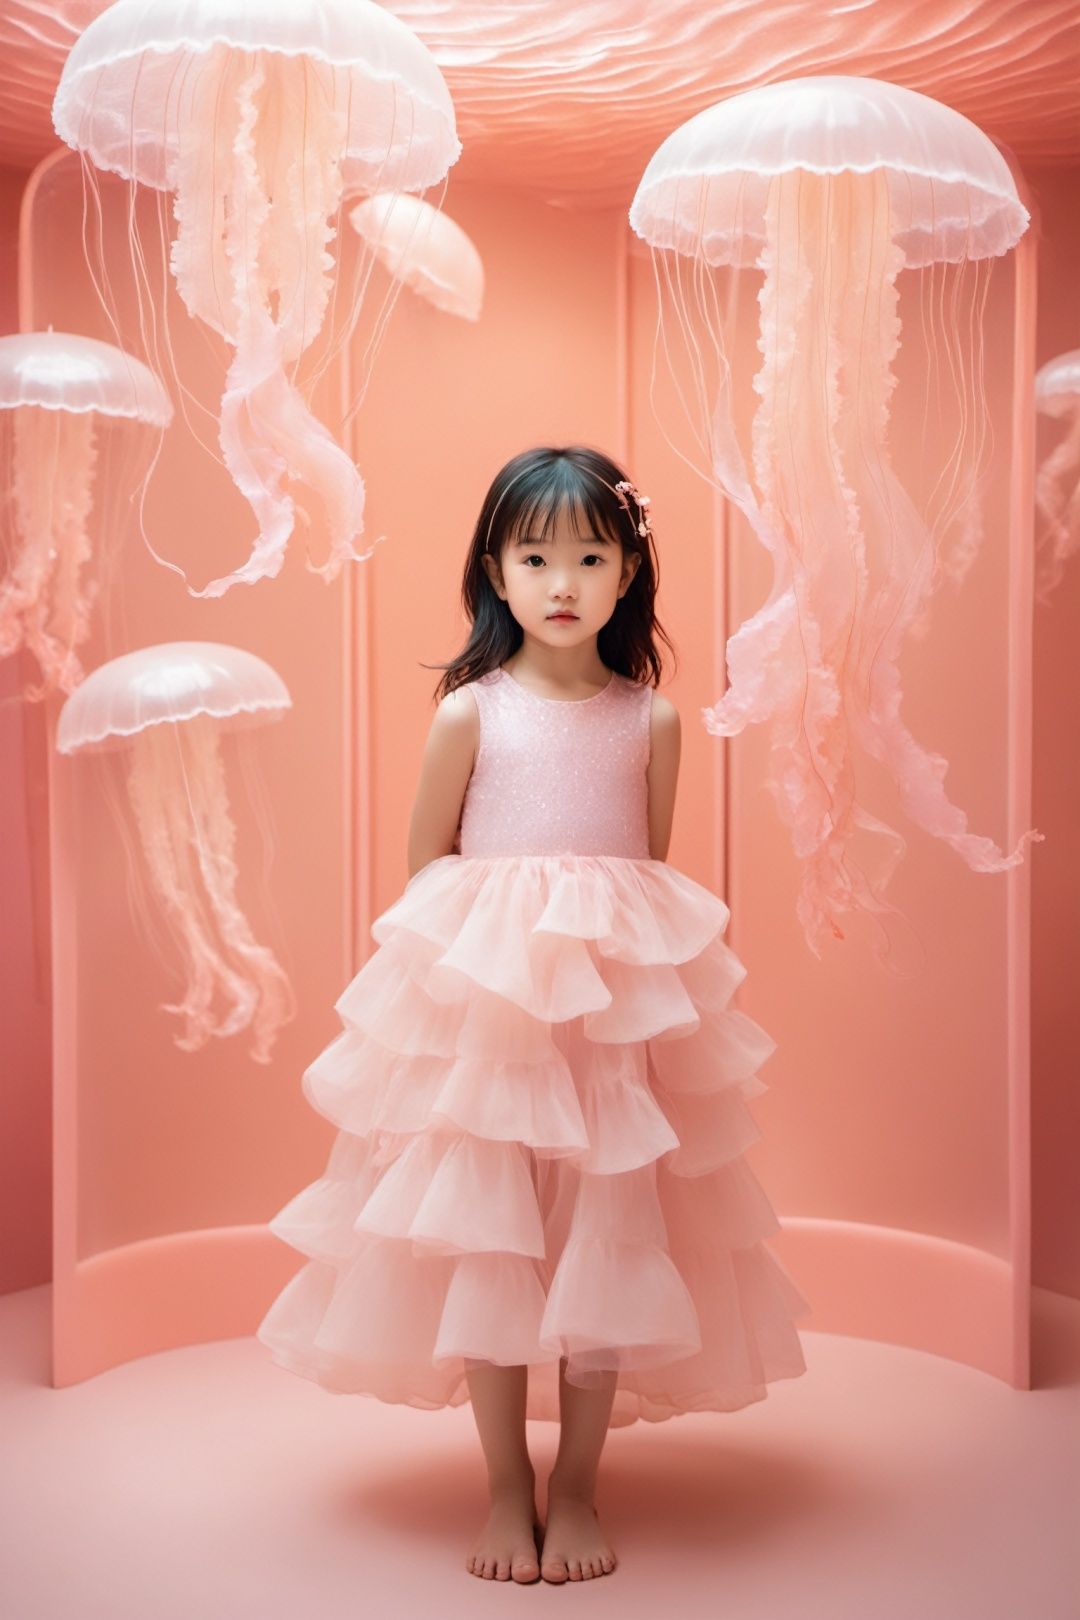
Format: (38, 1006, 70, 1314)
(454, 665, 652, 859)
(257, 660, 810, 1429)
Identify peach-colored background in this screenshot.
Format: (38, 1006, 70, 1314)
(0, 125, 1075, 1386)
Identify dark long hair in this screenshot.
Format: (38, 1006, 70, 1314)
(424, 445, 677, 701)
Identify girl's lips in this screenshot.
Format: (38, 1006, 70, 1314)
(548, 613, 578, 620)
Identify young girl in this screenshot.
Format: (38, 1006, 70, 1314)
(257, 445, 810, 1584)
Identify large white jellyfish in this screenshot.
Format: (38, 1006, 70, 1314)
(1034, 350, 1080, 604)
(0, 330, 171, 700)
(51, 0, 461, 598)
(349, 192, 484, 322)
(56, 642, 295, 1063)
(629, 74, 1043, 961)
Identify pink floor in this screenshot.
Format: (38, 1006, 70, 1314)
(3, 1285, 1077, 1619)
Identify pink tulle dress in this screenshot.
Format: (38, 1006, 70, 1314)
(256, 664, 810, 1426)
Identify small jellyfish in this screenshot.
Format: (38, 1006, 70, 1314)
(52, 0, 461, 598)
(349, 192, 484, 322)
(0, 330, 171, 700)
(630, 74, 1043, 961)
(56, 642, 296, 1063)
(1034, 350, 1080, 603)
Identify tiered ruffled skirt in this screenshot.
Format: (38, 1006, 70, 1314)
(256, 853, 810, 1427)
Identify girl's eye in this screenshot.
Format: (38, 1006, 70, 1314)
(523, 554, 602, 567)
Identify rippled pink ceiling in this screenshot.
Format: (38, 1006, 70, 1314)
(2, 0, 1078, 204)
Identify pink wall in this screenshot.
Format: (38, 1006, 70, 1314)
(1, 142, 1076, 1380)
(1027, 165, 1080, 1304)
(0, 161, 52, 1293)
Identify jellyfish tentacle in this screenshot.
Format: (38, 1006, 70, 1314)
(700, 324, 803, 734)
(0, 409, 56, 660)
(702, 174, 857, 951)
(37, 411, 100, 697)
(2, 406, 98, 700)
(1034, 408, 1080, 603)
(30, 408, 99, 699)
(839, 189, 1046, 881)
(169, 51, 369, 598)
(699, 159, 1044, 953)
(181, 716, 295, 1064)
(126, 725, 259, 1054)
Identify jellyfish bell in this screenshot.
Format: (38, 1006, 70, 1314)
(629, 73, 1042, 963)
(348, 192, 484, 322)
(0, 329, 172, 700)
(52, 0, 461, 598)
(1034, 349, 1080, 602)
(56, 640, 296, 1063)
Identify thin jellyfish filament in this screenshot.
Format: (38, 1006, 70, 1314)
(124, 716, 294, 1063)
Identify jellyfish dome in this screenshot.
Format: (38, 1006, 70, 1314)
(349, 192, 484, 321)
(629, 74, 1042, 962)
(1034, 349, 1080, 602)
(52, 0, 461, 598)
(0, 330, 172, 700)
(58, 641, 295, 1063)
(630, 74, 1029, 268)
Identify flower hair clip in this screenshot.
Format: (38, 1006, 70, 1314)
(614, 478, 653, 540)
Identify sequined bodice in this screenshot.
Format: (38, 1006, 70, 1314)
(453, 666, 653, 858)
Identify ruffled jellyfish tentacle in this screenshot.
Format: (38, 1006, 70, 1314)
(181, 716, 295, 1065)
(753, 174, 857, 943)
(834, 182, 1046, 880)
(708, 166, 1042, 953)
(40, 410, 100, 695)
(169, 43, 237, 340)
(699, 321, 804, 737)
(703, 174, 857, 951)
(171, 52, 371, 598)
(0, 410, 57, 663)
(213, 307, 376, 596)
(126, 724, 260, 1054)
(835, 180, 1042, 874)
(2, 405, 97, 699)
(1034, 407, 1080, 603)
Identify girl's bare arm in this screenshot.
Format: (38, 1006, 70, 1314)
(646, 692, 681, 862)
(406, 687, 479, 880)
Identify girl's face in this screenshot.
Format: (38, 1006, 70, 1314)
(481, 500, 640, 647)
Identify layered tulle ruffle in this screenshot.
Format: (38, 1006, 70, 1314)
(256, 853, 810, 1426)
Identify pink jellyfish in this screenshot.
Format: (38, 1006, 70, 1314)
(1034, 350, 1080, 603)
(51, 0, 460, 598)
(629, 74, 1043, 961)
(0, 330, 171, 700)
(56, 641, 296, 1063)
(348, 192, 484, 322)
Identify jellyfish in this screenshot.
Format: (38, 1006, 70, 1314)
(56, 642, 296, 1063)
(348, 192, 484, 322)
(629, 74, 1043, 961)
(51, 0, 461, 598)
(1034, 350, 1080, 604)
(0, 330, 171, 700)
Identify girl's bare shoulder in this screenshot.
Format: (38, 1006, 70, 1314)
(426, 680, 480, 762)
(647, 686, 680, 730)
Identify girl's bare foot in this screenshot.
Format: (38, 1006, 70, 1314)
(466, 1481, 542, 1582)
(539, 1489, 617, 1582)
